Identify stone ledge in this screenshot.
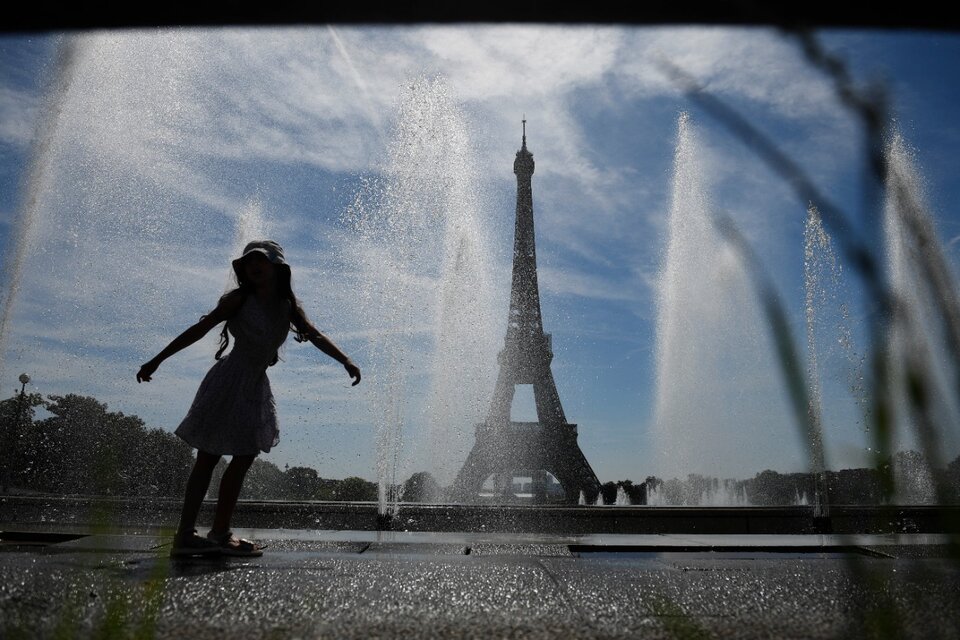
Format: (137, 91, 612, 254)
(2, 496, 958, 534)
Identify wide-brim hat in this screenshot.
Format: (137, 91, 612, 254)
(232, 240, 289, 281)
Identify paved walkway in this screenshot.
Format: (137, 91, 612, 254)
(2, 528, 958, 638)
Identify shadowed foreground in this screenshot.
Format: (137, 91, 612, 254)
(1, 528, 958, 639)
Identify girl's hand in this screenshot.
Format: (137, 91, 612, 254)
(345, 361, 361, 386)
(137, 360, 159, 383)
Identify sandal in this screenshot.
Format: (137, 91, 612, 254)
(207, 530, 264, 557)
(170, 529, 221, 558)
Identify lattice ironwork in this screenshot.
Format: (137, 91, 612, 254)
(452, 125, 602, 503)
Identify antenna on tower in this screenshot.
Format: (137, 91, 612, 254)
(522, 115, 527, 147)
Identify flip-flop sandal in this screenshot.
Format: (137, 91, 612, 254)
(207, 530, 265, 557)
(170, 529, 221, 558)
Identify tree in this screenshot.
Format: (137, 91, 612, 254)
(828, 468, 881, 505)
(27, 394, 193, 497)
(616, 479, 645, 504)
(283, 466, 322, 500)
(945, 454, 960, 503)
(891, 450, 936, 504)
(401, 471, 440, 503)
(336, 476, 377, 501)
(599, 481, 617, 505)
(0, 391, 44, 492)
(747, 470, 792, 506)
(136, 428, 194, 497)
(240, 458, 285, 499)
(35, 394, 133, 495)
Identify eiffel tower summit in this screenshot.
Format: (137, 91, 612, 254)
(452, 121, 602, 504)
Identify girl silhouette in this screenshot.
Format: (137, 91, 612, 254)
(137, 240, 360, 557)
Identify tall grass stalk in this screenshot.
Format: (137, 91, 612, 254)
(662, 27, 960, 638)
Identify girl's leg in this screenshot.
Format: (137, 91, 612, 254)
(211, 454, 256, 534)
(176, 450, 221, 538)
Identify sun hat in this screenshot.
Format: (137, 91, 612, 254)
(232, 240, 289, 281)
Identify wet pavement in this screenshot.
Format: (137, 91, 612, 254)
(1, 528, 959, 639)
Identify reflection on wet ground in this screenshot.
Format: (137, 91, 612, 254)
(1, 529, 958, 638)
(574, 550, 871, 560)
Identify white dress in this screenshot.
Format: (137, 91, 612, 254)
(175, 295, 291, 455)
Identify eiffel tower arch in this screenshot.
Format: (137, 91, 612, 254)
(451, 123, 602, 504)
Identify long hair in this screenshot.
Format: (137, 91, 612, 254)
(211, 264, 316, 366)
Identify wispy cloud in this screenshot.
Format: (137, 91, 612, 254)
(538, 264, 644, 304)
(3, 26, 957, 480)
(0, 85, 39, 147)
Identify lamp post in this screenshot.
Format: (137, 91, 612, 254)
(0, 373, 30, 493)
(17, 374, 30, 434)
(2, 374, 30, 493)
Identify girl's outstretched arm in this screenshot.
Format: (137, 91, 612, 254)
(136, 292, 244, 383)
(292, 307, 361, 386)
(309, 331, 361, 386)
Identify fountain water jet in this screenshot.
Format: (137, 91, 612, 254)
(644, 477, 751, 506)
(882, 131, 960, 499)
(803, 205, 867, 419)
(615, 485, 631, 506)
(803, 205, 838, 518)
(651, 113, 795, 492)
(343, 76, 500, 516)
(0, 37, 81, 380)
(0, 31, 231, 410)
(226, 196, 270, 289)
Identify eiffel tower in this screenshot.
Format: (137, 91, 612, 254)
(452, 122, 602, 504)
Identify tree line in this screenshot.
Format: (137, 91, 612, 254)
(641, 449, 960, 506)
(0, 392, 378, 501)
(2, 391, 957, 504)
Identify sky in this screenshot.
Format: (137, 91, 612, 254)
(0, 25, 959, 487)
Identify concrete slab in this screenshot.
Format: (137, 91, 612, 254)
(54, 534, 166, 552)
(365, 542, 469, 556)
(1, 528, 959, 638)
(470, 543, 575, 557)
(1, 532, 958, 639)
(6, 527, 957, 553)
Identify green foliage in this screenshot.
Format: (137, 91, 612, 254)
(401, 471, 440, 503)
(6, 386, 954, 507)
(2, 392, 193, 497)
(1, 389, 385, 503)
(643, 452, 960, 507)
(282, 465, 324, 500)
(239, 458, 285, 499)
(336, 476, 378, 501)
(34, 394, 193, 497)
(0, 391, 45, 491)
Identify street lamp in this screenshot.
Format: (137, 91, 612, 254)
(2, 374, 30, 493)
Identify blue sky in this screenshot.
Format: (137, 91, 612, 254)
(0, 26, 958, 485)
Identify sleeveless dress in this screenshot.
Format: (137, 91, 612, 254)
(175, 294, 291, 455)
